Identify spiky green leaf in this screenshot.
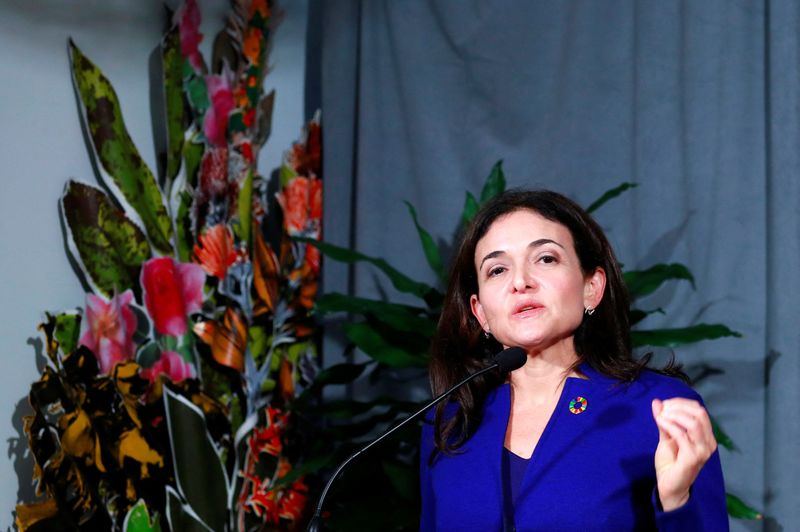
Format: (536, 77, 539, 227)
(725, 493, 762, 520)
(624, 263, 696, 299)
(462, 192, 480, 225)
(69, 40, 173, 254)
(586, 182, 638, 214)
(405, 201, 445, 279)
(61, 181, 151, 297)
(480, 160, 506, 203)
(343, 323, 428, 368)
(711, 416, 736, 451)
(631, 324, 742, 348)
(315, 293, 436, 337)
(299, 238, 437, 301)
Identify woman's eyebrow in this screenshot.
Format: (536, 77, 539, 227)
(528, 238, 564, 250)
(478, 239, 565, 269)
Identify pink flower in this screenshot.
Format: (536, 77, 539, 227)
(204, 73, 235, 146)
(79, 290, 137, 375)
(176, 0, 204, 72)
(141, 257, 205, 337)
(140, 351, 196, 383)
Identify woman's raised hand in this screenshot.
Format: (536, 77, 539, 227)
(651, 397, 718, 511)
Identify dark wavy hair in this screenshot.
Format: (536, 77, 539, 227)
(429, 189, 684, 456)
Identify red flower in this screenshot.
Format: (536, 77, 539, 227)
(79, 290, 137, 374)
(175, 0, 203, 72)
(193, 224, 237, 280)
(140, 351, 196, 383)
(141, 257, 204, 337)
(277, 177, 323, 236)
(203, 73, 235, 146)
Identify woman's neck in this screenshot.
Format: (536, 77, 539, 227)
(508, 341, 581, 406)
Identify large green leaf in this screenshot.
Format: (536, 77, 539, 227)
(123, 499, 162, 532)
(161, 23, 185, 183)
(298, 238, 438, 301)
(461, 191, 480, 226)
(628, 307, 665, 326)
(163, 389, 229, 532)
(586, 182, 638, 214)
(725, 493, 762, 520)
(310, 362, 370, 387)
(480, 160, 506, 203)
(405, 201, 445, 280)
(52, 311, 81, 356)
(631, 324, 742, 348)
(624, 263, 696, 299)
(343, 323, 428, 368)
(165, 487, 213, 532)
(61, 180, 151, 297)
(69, 40, 174, 254)
(711, 416, 736, 451)
(315, 293, 436, 337)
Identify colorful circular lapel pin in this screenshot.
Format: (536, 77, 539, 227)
(569, 396, 588, 414)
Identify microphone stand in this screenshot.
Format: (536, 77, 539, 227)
(306, 362, 502, 532)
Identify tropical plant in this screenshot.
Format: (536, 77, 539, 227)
(301, 161, 761, 529)
(15, 1, 324, 530)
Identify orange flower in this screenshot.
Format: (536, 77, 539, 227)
(248, 0, 271, 19)
(243, 27, 263, 65)
(193, 224, 237, 280)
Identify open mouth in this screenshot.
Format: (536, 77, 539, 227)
(513, 303, 544, 316)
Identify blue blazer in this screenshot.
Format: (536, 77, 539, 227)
(420, 363, 729, 531)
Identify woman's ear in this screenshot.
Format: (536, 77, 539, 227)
(584, 267, 606, 310)
(470, 294, 488, 332)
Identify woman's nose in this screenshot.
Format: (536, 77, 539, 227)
(511, 267, 535, 292)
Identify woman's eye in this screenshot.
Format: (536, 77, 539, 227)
(539, 255, 557, 264)
(488, 266, 506, 277)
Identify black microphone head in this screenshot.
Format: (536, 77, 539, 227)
(494, 347, 527, 373)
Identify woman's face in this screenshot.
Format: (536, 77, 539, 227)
(469, 209, 605, 353)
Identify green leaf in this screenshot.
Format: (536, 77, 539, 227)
(585, 182, 638, 214)
(311, 362, 370, 387)
(405, 201, 445, 279)
(343, 323, 428, 368)
(61, 181, 151, 297)
(161, 23, 185, 183)
(271, 452, 336, 489)
(711, 416, 736, 451)
(236, 170, 254, 245)
(381, 460, 417, 501)
(624, 263, 696, 299)
(184, 74, 209, 117)
(298, 238, 437, 301)
(163, 389, 229, 532)
(53, 311, 81, 356)
(461, 191, 480, 226)
(69, 40, 174, 254)
(175, 189, 194, 263)
(136, 342, 161, 368)
(123, 499, 162, 532)
(480, 160, 506, 203)
(628, 307, 665, 326)
(165, 487, 213, 532)
(631, 324, 742, 348)
(725, 492, 762, 520)
(315, 293, 436, 337)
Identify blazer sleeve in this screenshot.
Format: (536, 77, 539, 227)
(419, 418, 435, 532)
(652, 433, 730, 531)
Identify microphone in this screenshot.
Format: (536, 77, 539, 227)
(306, 347, 527, 531)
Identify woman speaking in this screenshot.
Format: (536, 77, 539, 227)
(420, 190, 728, 531)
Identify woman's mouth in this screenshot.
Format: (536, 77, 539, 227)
(513, 302, 544, 317)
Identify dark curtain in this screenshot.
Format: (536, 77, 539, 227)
(320, 1, 800, 530)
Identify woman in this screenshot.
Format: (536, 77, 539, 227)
(420, 190, 728, 531)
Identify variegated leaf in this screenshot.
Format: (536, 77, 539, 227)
(69, 40, 174, 254)
(61, 180, 151, 297)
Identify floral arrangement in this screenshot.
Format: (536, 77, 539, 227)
(15, 1, 323, 530)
